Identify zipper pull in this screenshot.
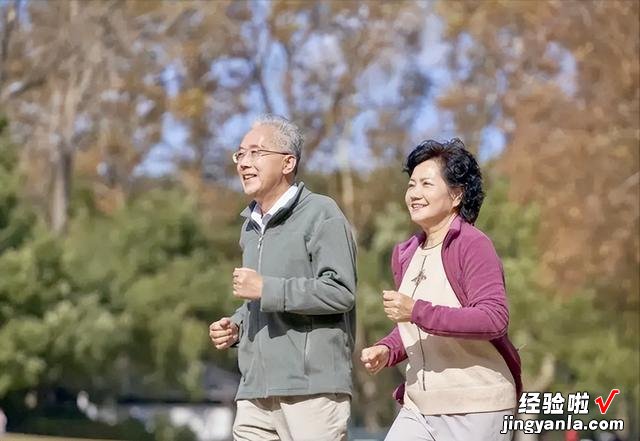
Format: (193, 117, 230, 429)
(257, 235, 263, 250)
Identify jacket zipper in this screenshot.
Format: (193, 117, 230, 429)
(257, 234, 264, 272)
(303, 327, 310, 376)
(256, 225, 267, 395)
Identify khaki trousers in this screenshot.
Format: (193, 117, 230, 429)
(233, 393, 350, 441)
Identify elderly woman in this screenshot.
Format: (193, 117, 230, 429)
(361, 139, 521, 441)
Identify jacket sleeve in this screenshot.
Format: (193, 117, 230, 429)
(411, 235, 509, 339)
(227, 301, 248, 348)
(230, 301, 248, 327)
(260, 217, 357, 315)
(375, 326, 408, 366)
(375, 243, 408, 365)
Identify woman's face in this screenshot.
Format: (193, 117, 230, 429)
(405, 159, 461, 228)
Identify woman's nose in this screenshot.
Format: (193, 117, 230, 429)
(407, 189, 420, 199)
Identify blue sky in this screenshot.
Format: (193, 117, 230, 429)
(136, 1, 577, 178)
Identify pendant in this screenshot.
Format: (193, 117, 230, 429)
(411, 269, 427, 286)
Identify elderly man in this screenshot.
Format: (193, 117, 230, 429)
(209, 114, 357, 441)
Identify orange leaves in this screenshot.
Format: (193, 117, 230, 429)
(170, 88, 207, 120)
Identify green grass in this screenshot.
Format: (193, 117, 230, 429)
(4, 434, 120, 441)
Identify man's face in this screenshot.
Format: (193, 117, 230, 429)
(236, 125, 293, 200)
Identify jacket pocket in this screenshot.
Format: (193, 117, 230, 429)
(237, 304, 259, 385)
(264, 327, 309, 391)
(237, 333, 255, 384)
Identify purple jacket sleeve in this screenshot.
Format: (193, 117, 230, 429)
(375, 244, 408, 366)
(375, 326, 407, 367)
(411, 235, 509, 339)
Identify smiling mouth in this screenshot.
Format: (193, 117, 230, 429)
(242, 174, 257, 182)
(410, 203, 428, 210)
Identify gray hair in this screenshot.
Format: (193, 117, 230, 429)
(252, 114, 304, 175)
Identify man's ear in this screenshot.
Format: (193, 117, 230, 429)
(283, 155, 297, 175)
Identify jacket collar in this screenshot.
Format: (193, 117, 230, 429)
(240, 182, 307, 227)
(397, 214, 464, 267)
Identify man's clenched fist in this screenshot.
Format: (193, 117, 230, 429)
(233, 268, 263, 300)
(209, 317, 239, 350)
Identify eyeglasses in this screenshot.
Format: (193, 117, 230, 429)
(232, 148, 292, 164)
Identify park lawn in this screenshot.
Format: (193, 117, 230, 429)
(4, 434, 120, 441)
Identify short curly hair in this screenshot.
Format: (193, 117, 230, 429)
(404, 138, 484, 224)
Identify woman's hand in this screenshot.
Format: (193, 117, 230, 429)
(360, 345, 390, 375)
(383, 290, 415, 323)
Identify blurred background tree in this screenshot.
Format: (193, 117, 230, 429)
(0, 0, 637, 439)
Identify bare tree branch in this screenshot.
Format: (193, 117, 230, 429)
(0, 0, 19, 88)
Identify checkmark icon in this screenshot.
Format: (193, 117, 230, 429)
(595, 389, 620, 414)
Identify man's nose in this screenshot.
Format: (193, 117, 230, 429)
(237, 155, 252, 168)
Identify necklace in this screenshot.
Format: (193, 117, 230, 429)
(421, 240, 444, 250)
(407, 255, 429, 391)
(412, 241, 441, 285)
(410, 255, 428, 287)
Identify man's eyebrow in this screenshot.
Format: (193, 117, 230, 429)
(238, 144, 262, 149)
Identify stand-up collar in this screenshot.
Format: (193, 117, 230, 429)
(240, 182, 308, 228)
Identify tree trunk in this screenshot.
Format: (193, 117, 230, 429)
(50, 148, 72, 234)
(353, 319, 384, 432)
(336, 124, 356, 237)
(514, 353, 556, 441)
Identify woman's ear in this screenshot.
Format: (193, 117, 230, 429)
(451, 188, 463, 208)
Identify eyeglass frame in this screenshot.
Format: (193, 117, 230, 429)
(232, 146, 295, 164)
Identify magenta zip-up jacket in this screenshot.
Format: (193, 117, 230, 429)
(376, 215, 522, 404)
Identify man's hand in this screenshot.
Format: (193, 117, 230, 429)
(209, 317, 239, 350)
(233, 268, 263, 300)
(360, 345, 390, 375)
(383, 290, 415, 323)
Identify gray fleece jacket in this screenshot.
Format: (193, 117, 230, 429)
(230, 183, 357, 399)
